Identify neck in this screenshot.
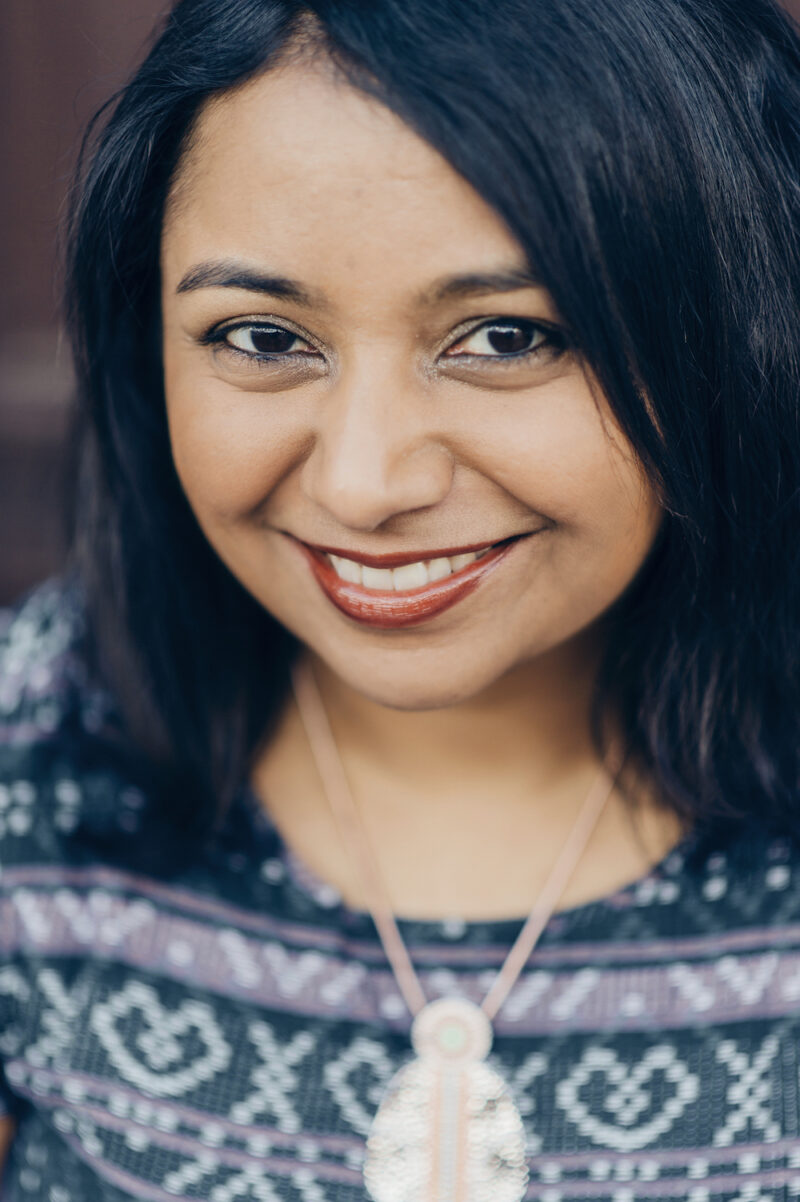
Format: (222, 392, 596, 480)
(307, 625, 606, 799)
(252, 628, 685, 921)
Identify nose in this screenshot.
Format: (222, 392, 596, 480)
(301, 363, 454, 531)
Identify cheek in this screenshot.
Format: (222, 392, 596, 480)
(463, 382, 664, 608)
(465, 378, 652, 535)
(163, 356, 305, 524)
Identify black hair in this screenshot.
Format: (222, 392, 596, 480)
(65, 0, 800, 853)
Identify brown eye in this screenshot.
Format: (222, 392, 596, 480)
(448, 319, 547, 357)
(225, 325, 312, 356)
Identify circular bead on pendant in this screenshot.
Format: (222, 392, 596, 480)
(363, 998, 529, 1202)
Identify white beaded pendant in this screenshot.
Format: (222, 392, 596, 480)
(363, 998, 529, 1202)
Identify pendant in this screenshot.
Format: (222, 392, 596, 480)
(363, 998, 529, 1202)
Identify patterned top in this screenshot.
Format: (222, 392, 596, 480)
(0, 578, 799, 1202)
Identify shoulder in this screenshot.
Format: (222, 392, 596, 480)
(654, 813, 800, 937)
(0, 576, 125, 865)
(0, 575, 90, 743)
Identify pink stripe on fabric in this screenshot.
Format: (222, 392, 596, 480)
(2, 863, 799, 966)
(1, 889, 798, 1033)
(6, 1062, 364, 1156)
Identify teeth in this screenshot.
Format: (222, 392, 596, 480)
(392, 561, 429, 590)
(327, 548, 489, 590)
(329, 554, 362, 585)
(450, 552, 479, 571)
(361, 566, 395, 589)
(426, 557, 453, 582)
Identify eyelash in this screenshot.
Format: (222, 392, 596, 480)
(199, 317, 568, 367)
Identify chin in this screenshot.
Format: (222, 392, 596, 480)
(316, 641, 510, 712)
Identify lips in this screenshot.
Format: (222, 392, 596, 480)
(292, 533, 530, 628)
(304, 537, 503, 569)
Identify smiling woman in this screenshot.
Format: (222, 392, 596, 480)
(159, 61, 661, 697)
(1, 1, 800, 1199)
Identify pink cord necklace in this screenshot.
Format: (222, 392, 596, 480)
(291, 659, 624, 1202)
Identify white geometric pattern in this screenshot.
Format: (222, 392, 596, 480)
(217, 929, 264, 990)
(556, 1044, 700, 1151)
(53, 888, 155, 949)
(713, 1034, 781, 1146)
(90, 980, 232, 1097)
(13, 889, 56, 946)
(288, 1168, 330, 1201)
(323, 1035, 397, 1136)
(0, 965, 30, 1056)
(715, 955, 779, 1007)
(667, 964, 716, 1013)
(261, 943, 327, 998)
(549, 968, 601, 1022)
(162, 1151, 221, 1196)
(318, 962, 367, 1008)
(229, 1021, 316, 1131)
(209, 1164, 284, 1201)
(25, 969, 91, 1069)
(162, 1160, 330, 1201)
(502, 972, 553, 1022)
(0, 780, 35, 838)
(506, 1050, 549, 1154)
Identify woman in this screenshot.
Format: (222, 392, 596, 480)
(1, 0, 799, 1197)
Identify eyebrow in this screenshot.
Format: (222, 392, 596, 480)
(421, 269, 544, 304)
(175, 259, 544, 306)
(175, 261, 322, 306)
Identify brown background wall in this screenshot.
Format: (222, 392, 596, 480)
(2, 2, 800, 606)
(0, 2, 164, 604)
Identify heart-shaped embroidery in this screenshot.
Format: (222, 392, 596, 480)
(556, 1044, 699, 1152)
(90, 980, 232, 1098)
(324, 1035, 397, 1136)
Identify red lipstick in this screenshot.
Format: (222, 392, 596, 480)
(304, 537, 501, 569)
(293, 534, 529, 628)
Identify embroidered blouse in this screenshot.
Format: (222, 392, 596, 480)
(0, 578, 798, 1202)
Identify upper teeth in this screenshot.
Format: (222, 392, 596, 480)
(327, 549, 490, 590)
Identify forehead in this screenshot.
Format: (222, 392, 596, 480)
(161, 59, 525, 297)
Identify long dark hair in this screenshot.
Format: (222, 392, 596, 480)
(65, 0, 800, 848)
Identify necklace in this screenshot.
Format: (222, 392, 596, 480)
(290, 659, 624, 1202)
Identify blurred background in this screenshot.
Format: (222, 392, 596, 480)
(0, 2, 164, 605)
(2, 0, 800, 606)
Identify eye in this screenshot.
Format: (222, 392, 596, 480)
(446, 319, 552, 358)
(222, 324, 314, 357)
(196, 318, 327, 391)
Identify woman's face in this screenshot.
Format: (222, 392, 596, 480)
(161, 58, 663, 710)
